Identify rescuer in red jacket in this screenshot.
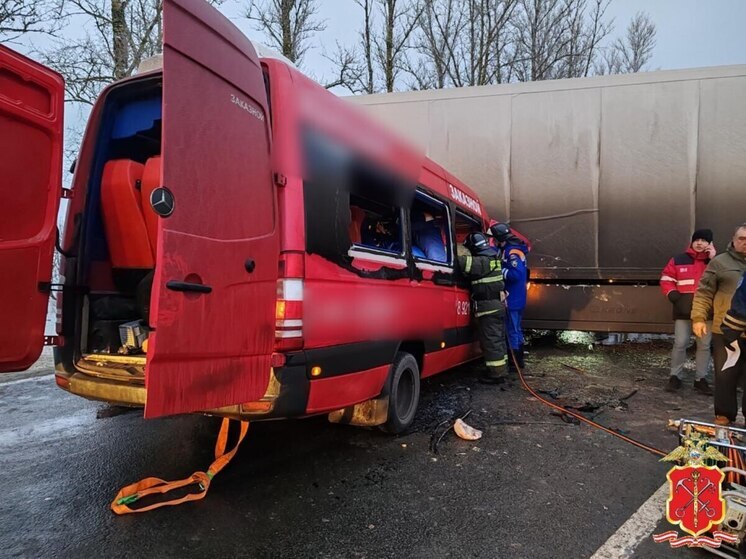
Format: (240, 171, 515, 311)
(660, 229, 716, 394)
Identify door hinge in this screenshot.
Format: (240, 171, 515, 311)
(38, 282, 66, 293)
(61, 188, 74, 199)
(44, 336, 64, 346)
(273, 172, 287, 187)
(37, 282, 88, 295)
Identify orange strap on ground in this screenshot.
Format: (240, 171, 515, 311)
(111, 418, 249, 515)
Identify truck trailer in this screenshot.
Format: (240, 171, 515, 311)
(349, 66, 746, 333)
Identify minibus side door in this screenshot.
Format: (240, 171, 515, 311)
(0, 45, 64, 373)
(145, 0, 279, 417)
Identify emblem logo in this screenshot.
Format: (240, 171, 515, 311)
(150, 187, 175, 217)
(653, 431, 737, 549)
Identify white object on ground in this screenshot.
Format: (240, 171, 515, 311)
(454, 418, 482, 441)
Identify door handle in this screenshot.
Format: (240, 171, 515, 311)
(166, 281, 212, 294)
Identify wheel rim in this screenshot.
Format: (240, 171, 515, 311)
(395, 367, 415, 419)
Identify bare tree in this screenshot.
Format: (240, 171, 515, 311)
(594, 11, 656, 74)
(614, 11, 655, 72)
(39, 0, 165, 105)
(376, 0, 425, 92)
(39, 0, 226, 106)
(407, 0, 463, 89)
(357, 0, 376, 93)
(1, 0, 62, 43)
(449, 0, 517, 86)
(245, 0, 325, 66)
(558, 0, 612, 78)
(334, 0, 425, 93)
(324, 0, 375, 93)
(511, 0, 614, 81)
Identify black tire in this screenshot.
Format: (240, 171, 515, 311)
(380, 352, 420, 434)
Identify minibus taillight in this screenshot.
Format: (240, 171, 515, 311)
(275, 252, 304, 351)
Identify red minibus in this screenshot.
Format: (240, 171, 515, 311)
(0, 0, 492, 433)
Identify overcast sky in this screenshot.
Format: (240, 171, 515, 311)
(226, 0, 746, 87)
(13, 0, 746, 89)
(10, 0, 746, 170)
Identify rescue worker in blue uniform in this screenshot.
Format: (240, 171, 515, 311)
(490, 223, 529, 369)
(457, 232, 508, 383)
(412, 212, 447, 262)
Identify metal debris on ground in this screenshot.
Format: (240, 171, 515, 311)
(429, 410, 472, 454)
(561, 363, 589, 375)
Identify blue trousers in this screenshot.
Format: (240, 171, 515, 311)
(506, 309, 524, 350)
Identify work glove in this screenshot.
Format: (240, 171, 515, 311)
(667, 291, 682, 303)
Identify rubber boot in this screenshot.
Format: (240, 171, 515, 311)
(479, 364, 508, 384)
(515, 345, 525, 369)
(508, 353, 517, 372)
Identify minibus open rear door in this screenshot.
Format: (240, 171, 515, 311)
(144, 0, 279, 418)
(0, 45, 64, 373)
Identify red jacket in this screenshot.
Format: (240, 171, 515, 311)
(660, 247, 712, 320)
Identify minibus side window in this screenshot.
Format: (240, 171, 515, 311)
(410, 190, 451, 266)
(302, 125, 412, 270)
(349, 194, 405, 257)
(454, 209, 482, 257)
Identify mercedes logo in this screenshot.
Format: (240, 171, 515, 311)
(150, 186, 175, 217)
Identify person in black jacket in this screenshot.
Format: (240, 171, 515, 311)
(457, 232, 508, 383)
(722, 272, 746, 349)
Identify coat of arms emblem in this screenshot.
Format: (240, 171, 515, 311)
(654, 431, 738, 549)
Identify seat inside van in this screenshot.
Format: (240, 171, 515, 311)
(80, 86, 162, 362)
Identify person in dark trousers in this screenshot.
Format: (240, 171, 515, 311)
(458, 232, 508, 383)
(659, 229, 716, 394)
(490, 223, 529, 370)
(692, 224, 746, 426)
(722, 272, 746, 343)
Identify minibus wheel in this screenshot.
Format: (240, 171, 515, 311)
(380, 352, 420, 434)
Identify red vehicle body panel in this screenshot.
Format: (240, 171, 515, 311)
(144, 0, 278, 417)
(0, 45, 64, 373)
(306, 365, 390, 414)
(262, 59, 486, 415)
(4, 0, 492, 420)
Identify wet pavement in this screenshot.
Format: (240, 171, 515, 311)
(0, 342, 719, 558)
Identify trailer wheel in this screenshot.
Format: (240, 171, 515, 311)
(380, 352, 420, 434)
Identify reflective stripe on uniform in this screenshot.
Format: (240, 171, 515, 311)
(465, 255, 472, 273)
(660, 275, 677, 282)
(677, 279, 695, 286)
(724, 314, 746, 329)
(476, 309, 500, 317)
(509, 249, 525, 260)
(473, 275, 503, 285)
(485, 358, 507, 367)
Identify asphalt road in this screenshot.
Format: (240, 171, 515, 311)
(0, 343, 716, 559)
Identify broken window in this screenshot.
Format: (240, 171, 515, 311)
(454, 209, 483, 257)
(350, 194, 404, 256)
(410, 190, 451, 265)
